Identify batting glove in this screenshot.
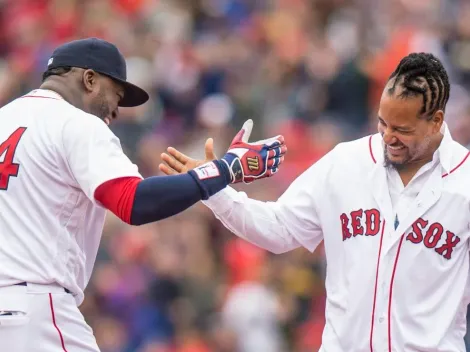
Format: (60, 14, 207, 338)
(221, 119, 287, 184)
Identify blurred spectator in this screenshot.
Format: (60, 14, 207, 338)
(221, 259, 287, 352)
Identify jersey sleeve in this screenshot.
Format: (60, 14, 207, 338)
(202, 147, 336, 253)
(61, 113, 143, 203)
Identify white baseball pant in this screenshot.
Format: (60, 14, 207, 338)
(0, 283, 100, 351)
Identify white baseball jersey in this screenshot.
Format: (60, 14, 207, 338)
(0, 89, 142, 306)
(204, 124, 470, 351)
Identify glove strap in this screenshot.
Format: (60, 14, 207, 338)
(221, 154, 244, 183)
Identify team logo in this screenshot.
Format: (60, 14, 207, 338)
(194, 162, 220, 180)
(340, 208, 461, 260)
(406, 218, 460, 260)
(247, 157, 259, 171)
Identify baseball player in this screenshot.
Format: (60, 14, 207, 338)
(160, 52, 470, 351)
(0, 37, 286, 351)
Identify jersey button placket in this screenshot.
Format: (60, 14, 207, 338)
(376, 247, 393, 350)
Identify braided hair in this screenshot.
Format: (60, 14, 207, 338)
(387, 53, 450, 120)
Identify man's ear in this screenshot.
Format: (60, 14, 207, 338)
(432, 110, 444, 133)
(82, 69, 98, 93)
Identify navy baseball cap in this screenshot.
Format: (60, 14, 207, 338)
(46, 38, 149, 107)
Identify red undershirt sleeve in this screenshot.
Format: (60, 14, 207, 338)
(94, 176, 141, 224)
(93, 160, 230, 226)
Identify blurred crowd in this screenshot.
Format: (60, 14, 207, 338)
(2, 0, 470, 351)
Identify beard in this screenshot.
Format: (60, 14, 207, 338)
(89, 89, 111, 120)
(383, 135, 432, 170)
(383, 147, 410, 170)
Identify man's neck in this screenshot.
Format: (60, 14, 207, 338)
(398, 164, 426, 187)
(39, 81, 84, 111)
(397, 134, 443, 186)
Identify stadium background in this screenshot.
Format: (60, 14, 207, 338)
(1, 0, 470, 351)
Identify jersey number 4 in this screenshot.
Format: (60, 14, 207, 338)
(0, 127, 27, 190)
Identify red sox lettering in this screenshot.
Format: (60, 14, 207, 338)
(341, 208, 381, 239)
(340, 209, 461, 260)
(406, 218, 460, 260)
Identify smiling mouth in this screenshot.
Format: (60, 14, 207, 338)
(386, 144, 406, 156)
(388, 145, 405, 151)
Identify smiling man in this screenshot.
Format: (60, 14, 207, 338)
(159, 52, 470, 351)
(0, 38, 286, 351)
(378, 55, 449, 186)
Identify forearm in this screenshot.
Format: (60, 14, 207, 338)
(130, 173, 203, 225)
(203, 187, 301, 254)
(94, 161, 231, 225)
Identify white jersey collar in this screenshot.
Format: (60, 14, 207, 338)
(437, 122, 453, 175)
(24, 89, 64, 100)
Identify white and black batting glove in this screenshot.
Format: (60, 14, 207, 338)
(220, 119, 287, 184)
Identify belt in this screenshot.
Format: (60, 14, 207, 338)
(14, 282, 72, 294)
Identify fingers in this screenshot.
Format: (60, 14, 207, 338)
(269, 168, 279, 175)
(267, 156, 285, 169)
(265, 168, 279, 178)
(240, 119, 253, 143)
(230, 119, 254, 145)
(269, 135, 284, 145)
(267, 136, 285, 150)
(158, 163, 177, 175)
(230, 128, 245, 145)
(268, 145, 287, 159)
(167, 147, 190, 165)
(160, 152, 186, 173)
(250, 134, 284, 146)
(205, 138, 217, 160)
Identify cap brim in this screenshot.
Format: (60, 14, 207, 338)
(113, 77, 150, 107)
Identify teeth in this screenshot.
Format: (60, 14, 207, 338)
(388, 145, 404, 150)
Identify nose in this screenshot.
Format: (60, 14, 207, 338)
(381, 128, 397, 145)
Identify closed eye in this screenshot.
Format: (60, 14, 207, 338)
(396, 129, 412, 134)
(378, 117, 413, 134)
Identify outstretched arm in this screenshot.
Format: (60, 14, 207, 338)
(160, 123, 327, 254)
(68, 118, 286, 226)
(203, 187, 307, 254)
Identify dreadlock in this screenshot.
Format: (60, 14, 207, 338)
(387, 53, 450, 120)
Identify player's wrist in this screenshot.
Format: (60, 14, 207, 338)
(221, 152, 243, 184)
(188, 160, 231, 199)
